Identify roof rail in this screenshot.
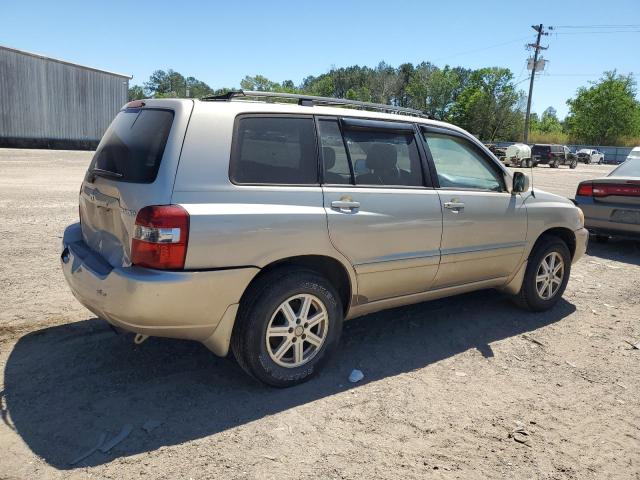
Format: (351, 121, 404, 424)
(201, 90, 430, 118)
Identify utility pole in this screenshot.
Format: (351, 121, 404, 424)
(523, 24, 548, 143)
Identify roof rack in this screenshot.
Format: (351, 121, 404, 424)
(201, 90, 430, 118)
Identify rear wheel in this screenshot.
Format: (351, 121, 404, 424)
(231, 269, 343, 387)
(513, 236, 571, 312)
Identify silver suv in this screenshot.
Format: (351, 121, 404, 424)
(61, 91, 588, 387)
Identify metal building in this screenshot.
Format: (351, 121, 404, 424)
(0, 45, 131, 149)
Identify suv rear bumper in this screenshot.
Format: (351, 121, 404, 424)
(60, 223, 258, 355)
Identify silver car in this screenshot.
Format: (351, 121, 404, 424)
(61, 92, 588, 387)
(575, 157, 640, 242)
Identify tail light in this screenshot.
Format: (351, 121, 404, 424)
(576, 183, 593, 196)
(131, 205, 189, 270)
(592, 183, 640, 197)
(577, 182, 640, 198)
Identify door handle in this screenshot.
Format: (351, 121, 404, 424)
(331, 200, 360, 212)
(443, 201, 465, 212)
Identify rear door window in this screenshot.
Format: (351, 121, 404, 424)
(89, 108, 174, 183)
(340, 121, 423, 187)
(317, 119, 352, 184)
(230, 116, 318, 185)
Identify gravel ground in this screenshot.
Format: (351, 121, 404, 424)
(0, 149, 639, 480)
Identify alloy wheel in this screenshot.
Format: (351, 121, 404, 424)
(535, 252, 565, 300)
(265, 294, 329, 368)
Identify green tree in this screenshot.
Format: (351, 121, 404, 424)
(127, 85, 145, 101)
(450, 67, 522, 141)
(536, 107, 563, 134)
(145, 69, 187, 97)
(565, 71, 640, 144)
(406, 64, 469, 120)
(185, 77, 213, 97)
(240, 75, 280, 91)
(142, 69, 214, 98)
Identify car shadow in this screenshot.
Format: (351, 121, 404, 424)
(586, 237, 640, 266)
(3, 291, 575, 470)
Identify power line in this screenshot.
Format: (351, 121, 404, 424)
(550, 24, 640, 29)
(431, 36, 531, 63)
(550, 30, 640, 35)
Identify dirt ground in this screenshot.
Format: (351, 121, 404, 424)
(0, 149, 639, 480)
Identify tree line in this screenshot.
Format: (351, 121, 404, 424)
(129, 63, 640, 146)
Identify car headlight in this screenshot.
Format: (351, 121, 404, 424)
(577, 207, 585, 228)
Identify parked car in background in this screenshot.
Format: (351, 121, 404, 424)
(484, 143, 506, 161)
(626, 146, 640, 162)
(532, 144, 578, 169)
(60, 92, 588, 387)
(575, 157, 640, 242)
(503, 143, 532, 168)
(576, 148, 604, 164)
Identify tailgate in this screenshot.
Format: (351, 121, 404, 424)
(79, 100, 193, 267)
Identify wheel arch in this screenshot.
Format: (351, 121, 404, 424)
(533, 227, 576, 259)
(241, 254, 355, 317)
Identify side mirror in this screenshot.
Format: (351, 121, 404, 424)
(512, 171, 530, 193)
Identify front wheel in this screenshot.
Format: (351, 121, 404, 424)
(231, 269, 343, 387)
(570, 159, 578, 169)
(513, 236, 572, 312)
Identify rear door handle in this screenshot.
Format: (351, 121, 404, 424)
(443, 201, 465, 212)
(331, 200, 360, 212)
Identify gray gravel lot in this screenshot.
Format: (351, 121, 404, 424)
(0, 149, 639, 479)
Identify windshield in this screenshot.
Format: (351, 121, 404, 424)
(610, 158, 640, 177)
(88, 108, 174, 183)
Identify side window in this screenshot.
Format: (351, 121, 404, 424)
(317, 120, 352, 184)
(423, 132, 505, 192)
(230, 116, 318, 185)
(342, 129, 423, 187)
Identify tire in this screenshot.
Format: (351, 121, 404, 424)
(549, 160, 557, 168)
(570, 159, 577, 169)
(524, 158, 533, 168)
(513, 236, 572, 312)
(231, 268, 343, 387)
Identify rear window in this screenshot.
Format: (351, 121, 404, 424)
(532, 145, 550, 154)
(611, 158, 640, 177)
(89, 108, 174, 183)
(230, 116, 318, 185)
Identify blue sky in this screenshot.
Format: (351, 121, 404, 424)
(2, 0, 639, 118)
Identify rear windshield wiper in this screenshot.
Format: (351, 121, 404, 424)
(90, 168, 123, 181)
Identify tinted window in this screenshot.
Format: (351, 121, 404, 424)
(532, 145, 550, 155)
(90, 108, 174, 183)
(231, 117, 318, 185)
(343, 129, 423, 187)
(318, 120, 351, 184)
(423, 132, 504, 191)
